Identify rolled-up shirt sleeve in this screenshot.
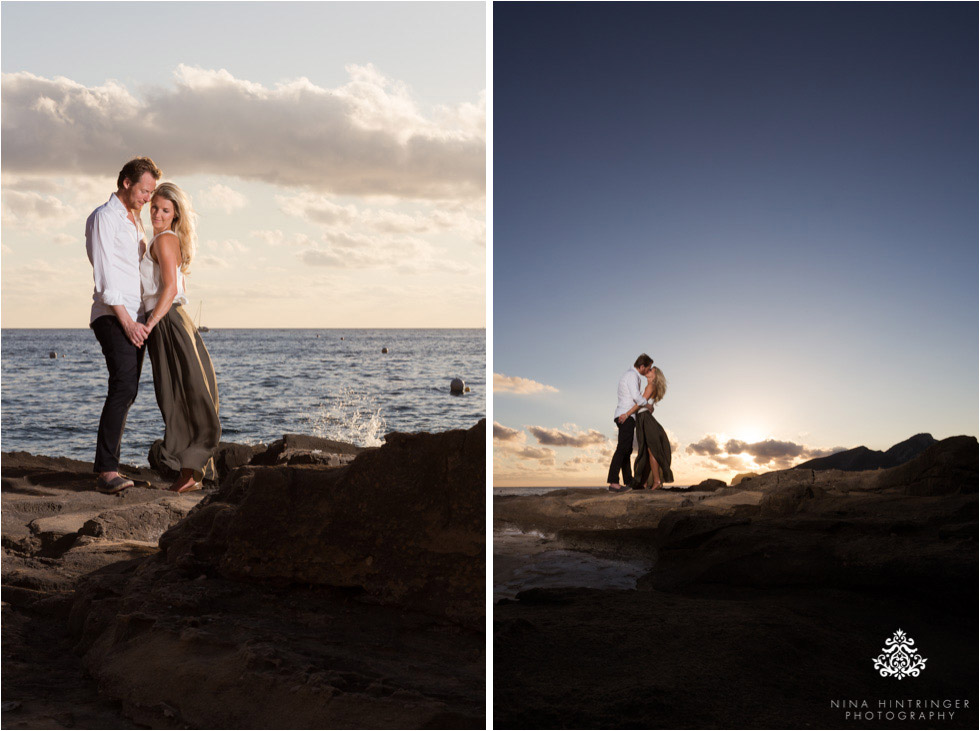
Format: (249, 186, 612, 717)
(86, 210, 126, 306)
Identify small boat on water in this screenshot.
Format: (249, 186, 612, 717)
(196, 302, 210, 332)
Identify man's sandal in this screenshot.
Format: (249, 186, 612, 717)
(96, 475, 135, 494)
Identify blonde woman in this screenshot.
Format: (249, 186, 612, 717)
(630, 367, 673, 490)
(141, 183, 220, 492)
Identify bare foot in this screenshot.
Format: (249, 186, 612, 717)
(650, 482, 663, 490)
(168, 469, 200, 493)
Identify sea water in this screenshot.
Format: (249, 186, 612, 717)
(493, 486, 655, 600)
(1, 328, 485, 465)
(493, 525, 653, 601)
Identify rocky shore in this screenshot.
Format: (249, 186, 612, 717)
(494, 436, 979, 729)
(3, 420, 485, 729)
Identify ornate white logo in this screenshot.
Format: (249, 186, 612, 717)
(873, 629, 927, 679)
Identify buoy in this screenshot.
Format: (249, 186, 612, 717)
(382, 347, 388, 354)
(464, 386, 470, 393)
(450, 378, 464, 394)
(49, 351, 57, 359)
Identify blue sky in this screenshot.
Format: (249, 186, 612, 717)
(492, 2, 978, 485)
(2, 1, 486, 328)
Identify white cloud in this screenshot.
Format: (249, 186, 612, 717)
(196, 183, 247, 214)
(275, 192, 485, 246)
(1, 175, 118, 242)
(276, 193, 358, 225)
(299, 231, 473, 274)
(493, 373, 559, 394)
(4, 258, 90, 292)
(1, 189, 78, 231)
(2, 65, 485, 199)
(493, 421, 524, 442)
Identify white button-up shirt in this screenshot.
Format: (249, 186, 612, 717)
(614, 367, 648, 419)
(86, 193, 145, 324)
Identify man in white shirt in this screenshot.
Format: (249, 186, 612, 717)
(86, 157, 162, 493)
(607, 353, 654, 493)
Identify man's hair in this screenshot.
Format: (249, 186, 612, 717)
(117, 157, 162, 189)
(634, 353, 653, 369)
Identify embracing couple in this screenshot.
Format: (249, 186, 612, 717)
(86, 157, 220, 495)
(607, 353, 674, 493)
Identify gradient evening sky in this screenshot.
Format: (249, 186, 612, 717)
(1, 1, 485, 328)
(492, 2, 978, 486)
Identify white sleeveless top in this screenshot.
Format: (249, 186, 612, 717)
(140, 231, 188, 312)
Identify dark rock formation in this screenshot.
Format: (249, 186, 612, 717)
(692, 478, 726, 491)
(883, 432, 940, 465)
(494, 435, 979, 729)
(795, 432, 938, 471)
(155, 421, 483, 628)
(68, 420, 486, 729)
(212, 441, 266, 479)
(627, 437, 978, 595)
(2, 452, 202, 606)
(2, 451, 209, 728)
(250, 433, 364, 466)
(151, 434, 360, 482)
(875, 434, 978, 496)
(495, 584, 978, 729)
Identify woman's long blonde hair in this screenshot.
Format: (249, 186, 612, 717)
(650, 366, 667, 404)
(152, 182, 197, 274)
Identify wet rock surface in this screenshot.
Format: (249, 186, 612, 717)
(494, 436, 979, 729)
(3, 420, 485, 729)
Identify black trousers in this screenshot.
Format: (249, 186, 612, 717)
(91, 315, 145, 473)
(606, 415, 635, 484)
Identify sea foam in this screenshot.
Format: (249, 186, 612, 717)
(310, 386, 388, 447)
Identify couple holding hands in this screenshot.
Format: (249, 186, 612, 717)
(86, 157, 220, 495)
(607, 353, 674, 493)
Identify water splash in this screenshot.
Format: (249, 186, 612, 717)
(310, 387, 388, 447)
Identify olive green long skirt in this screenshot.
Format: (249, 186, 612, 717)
(147, 304, 220, 480)
(633, 409, 674, 487)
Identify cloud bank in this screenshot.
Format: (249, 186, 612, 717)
(276, 191, 485, 246)
(493, 421, 523, 442)
(493, 420, 614, 481)
(686, 434, 846, 471)
(527, 425, 607, 448)
(493, 373, 559, 394)
(2, 64, 485, 199)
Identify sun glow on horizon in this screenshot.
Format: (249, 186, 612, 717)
(733, 426, 766, 443)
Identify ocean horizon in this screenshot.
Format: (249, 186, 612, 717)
(1, 328, 485, 466)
